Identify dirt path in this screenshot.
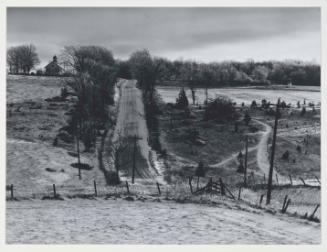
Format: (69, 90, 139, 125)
(112, 79, 160, 180)
(6, 199, 320, 244)
(210, 119, 270, 175)
(253, 119, 274, 177)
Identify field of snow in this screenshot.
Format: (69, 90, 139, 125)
(6, 198, 320, 244)
(7, 75, 70, 103)
(6, 138, 106, 198)
(157, 86, 321, 106)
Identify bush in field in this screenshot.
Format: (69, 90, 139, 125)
(204, 96, 238, 122)
(250, 100, 257, 109)
(60, 87, 69, 99)
(36, 69, 43, 76)
(243, 110, 251, 125)
(261, 99, 271, 109)
(301, 107, 306, 116)
(195, 161, 207, 177)
(175, 88, 189, 109)
(280, 100, 287, 109)
(282, 150, 290, 161)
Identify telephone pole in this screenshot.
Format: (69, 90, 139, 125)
(266, 98, 280, 205)
(76, 121, 81, 180)
(132, 135, 137, 184)
(244, 135, 248, 186)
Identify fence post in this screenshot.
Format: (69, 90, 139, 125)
(94, 180, 98, 197)
(309, 204, 320, 219)
(289, 174, 293, 185)
(156, 182, 161, 196)
(10, 184, 14, 199)
(238, 186, 242, 200)
(275, 174, 279, 185)
(263, 174, 266, 184)
(282, 195, 288, 212)
(189, 176, 193, 194)
(314, 176, 320, 185)
(299, 177, 306, 186)
(219, 178, 225, 196)
(53, 184, 57, 198)
(251, 172, 255, 186)
(209, 177, 213, 192)
(283, 199, 291, 213)
(259, 194, 264, 206)
(125, 181, 130, 194)
(197, 176, 200, 190)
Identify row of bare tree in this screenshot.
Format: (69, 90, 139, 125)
(7, 44, 40, 74)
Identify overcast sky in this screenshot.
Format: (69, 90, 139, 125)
(7, 7, 320, 67)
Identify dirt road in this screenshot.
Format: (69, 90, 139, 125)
(112, 79, 159, 179)
(6, 199, 320, 244)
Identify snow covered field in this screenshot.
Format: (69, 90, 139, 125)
(157, 86, 321, 106)
(6, 199, 320, 244)
(7, 75, 69, 103)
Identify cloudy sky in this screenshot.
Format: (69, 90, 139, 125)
(7, 7, 320, 67)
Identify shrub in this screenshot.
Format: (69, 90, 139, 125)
(175, 88, 189, 109)
(281, 150, 290, 160)
(36, 69, 43, 76)
(261, 99, 269, 109)
(280, 100, 287, 109)
(250, 100, 257, 109)
(60, 87, 69, 99)
(195, 161, 207, 177)
(243, 110, 251, 125)
(203, 96, 238, 122)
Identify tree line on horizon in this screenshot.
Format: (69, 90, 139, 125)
(119, 56, 320, 87)
(7, 44, 320, 87)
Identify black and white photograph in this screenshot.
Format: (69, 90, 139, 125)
(2, 0, 325, 247)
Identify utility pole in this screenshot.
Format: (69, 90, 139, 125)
(266, 98, 280, 205)
(244, 135, 248, 186)
(76, 121, 81, 180)
(132, 135, 137, 184)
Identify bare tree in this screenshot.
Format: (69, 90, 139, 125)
(7, 44, 40, 74)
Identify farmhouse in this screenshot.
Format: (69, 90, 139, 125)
(45, 55, 62, 76)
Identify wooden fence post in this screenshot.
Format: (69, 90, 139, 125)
(299, 177, 306, 186)
(263, 174, 266, 184)
(251, 172, 255, 186)
(10, 184, 14, 199)
(282, 195, 288, 212)
(197, 176, 200, 190)
(275, 174, 279, 185)
(219, 178, 225, 196)
(125, 181, 130, 194)
(309, 204, 320, 219)
(189, 176, 193, 194)
(283, 199, 291, 213)
(259, 194, 264, 206)
(53, 184, 57, 198)
(224, 184, 235, 200)
(94, 180, 98, 197)
(209, 177, 213, 192)
(238, 186, 242, 200)
(156, 182, 161, 196)
(289, 174, 293, 185)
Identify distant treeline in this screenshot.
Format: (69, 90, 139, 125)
(118, 58, 320, 87)
(7, 44, 320, 86)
